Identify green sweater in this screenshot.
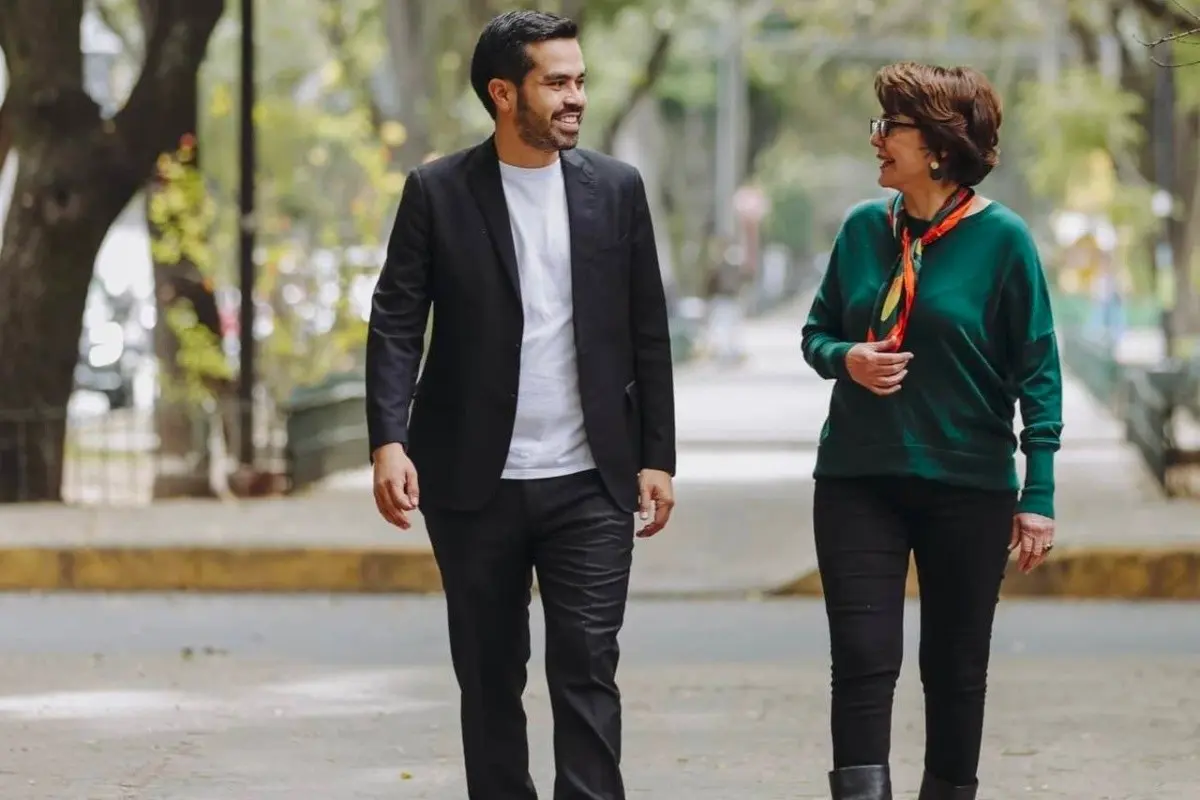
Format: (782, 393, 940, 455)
(801, 197, 1064, 518)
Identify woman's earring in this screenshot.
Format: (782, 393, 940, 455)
(929, 161, 944, 180)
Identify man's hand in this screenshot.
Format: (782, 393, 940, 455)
(372, 443, 420, 529)
(637, 469, 675, 538)
(1010, 512, 1055, 573)
(845, 338, 913, 396)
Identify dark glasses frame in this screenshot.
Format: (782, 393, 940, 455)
(870, 117, 919, 138)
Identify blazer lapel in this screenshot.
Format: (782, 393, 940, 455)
(561, 148, 597, 355)
(466, 137, 521, 298)
(561, 147, 597, 255)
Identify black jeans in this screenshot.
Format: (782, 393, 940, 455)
(813, 475, 1016, 786)
(422, 469, 634, 800)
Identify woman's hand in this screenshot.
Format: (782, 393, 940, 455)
(845, 339, 913, 396)
(1010, 512, 1055, 572)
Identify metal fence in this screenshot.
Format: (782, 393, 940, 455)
(1058, 326, 1126, 413)
(1122, 365, 1179, 490)
(1058, 317, 1200, 497)
(0, 397, 288, 506)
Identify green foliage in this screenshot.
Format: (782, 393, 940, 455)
(196, 0, 402, 402)
(149, 139, 217, 272)
(1014, 67, 1157, 237)
(165, 302, 232, 401)
(761, 184, 815, 257)
(155, 0, 1182, 378)
(1016, 69, 1144, 196)
(576, 0, 686, 146)
(147, 137, 233, 406)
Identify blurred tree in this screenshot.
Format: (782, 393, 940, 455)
(1134, 0, 1200, 337)
(0, 0, 224, 502)
(366, 0, 672, 165)
(86, 0, 236, 497)
(1057, 0, 1200, 334)
(146, 133, 235, 497)
(198, 0, 405, 404)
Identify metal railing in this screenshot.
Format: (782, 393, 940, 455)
(0, 397, 287, 506)
(1056, 312, 1200, 497)
(1122, 366, 1177, 490)
(1058, 326, 1125, 413)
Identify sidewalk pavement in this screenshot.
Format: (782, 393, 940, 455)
(2, 652, 1197, 798)
(0, 296, 1197, 598)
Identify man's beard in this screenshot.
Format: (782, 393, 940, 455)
(516, 91, 581, 152)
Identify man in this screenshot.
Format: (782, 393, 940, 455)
(364, 10, 677, 800)
(703, 237, 749, 365)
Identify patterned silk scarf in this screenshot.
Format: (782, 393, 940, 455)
(867, 187, 976, 346)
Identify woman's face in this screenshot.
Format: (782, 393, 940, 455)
(870, 114, 937, 191)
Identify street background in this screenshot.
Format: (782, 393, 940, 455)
(0, 0, 1198, 797)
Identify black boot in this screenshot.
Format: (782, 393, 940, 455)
(916, 770, 977, 800)
(828, 765, 892, 799)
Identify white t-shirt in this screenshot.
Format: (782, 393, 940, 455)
(498, 158, 596, 479)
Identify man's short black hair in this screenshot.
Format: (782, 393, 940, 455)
(470, 10, 579, 119)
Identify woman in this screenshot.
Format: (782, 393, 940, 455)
(800, 62, 1063, 800)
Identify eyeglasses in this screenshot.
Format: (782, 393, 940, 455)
(870, 117, 919, 138)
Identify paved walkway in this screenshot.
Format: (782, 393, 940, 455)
(0, 652, 1196, 798)
(2, 592, 1198, 797)
(0, 296, 1195, 597)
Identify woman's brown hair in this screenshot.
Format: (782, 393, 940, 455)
(874, 62, 1002, 187)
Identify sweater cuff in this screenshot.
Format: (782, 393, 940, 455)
(822, 341, 854, 380)
(1017, 447, 1056, 519)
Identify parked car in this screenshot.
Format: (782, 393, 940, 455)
(73, 280, 150, 410)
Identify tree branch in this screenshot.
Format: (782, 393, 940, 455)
(1133, 0, 1200, 66)
(0, 0, 100, 145)
(0, 0, 86, 91)
(317, 0, 386, 137)
(113, 0, 224, 169)
(1129, 0, 1200, 27)
(560, 0, 588, 28)
(1066, 13, 1100, 66)
(599, 27, 672, 154)
(94, 0, 143, 62)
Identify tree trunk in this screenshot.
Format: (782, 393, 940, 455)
(0, 148, 136, 501)
(599, 28, 672, 155)
(1131, 0, 1200, 337)
(1169, 109, 1200, 336)
(383, 0, 435, 167)
(0, 0, 225, 502)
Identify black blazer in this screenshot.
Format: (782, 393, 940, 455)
(365, 137, 676, 513)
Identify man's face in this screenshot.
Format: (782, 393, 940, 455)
(512, 38, 586, 152)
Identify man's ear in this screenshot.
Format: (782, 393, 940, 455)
(489, 78, 515, 115)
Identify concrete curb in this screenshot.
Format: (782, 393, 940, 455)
(0, 547, 443, 593)
(769, 547, 1200, 601)
(0, 544, 1197, 599)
